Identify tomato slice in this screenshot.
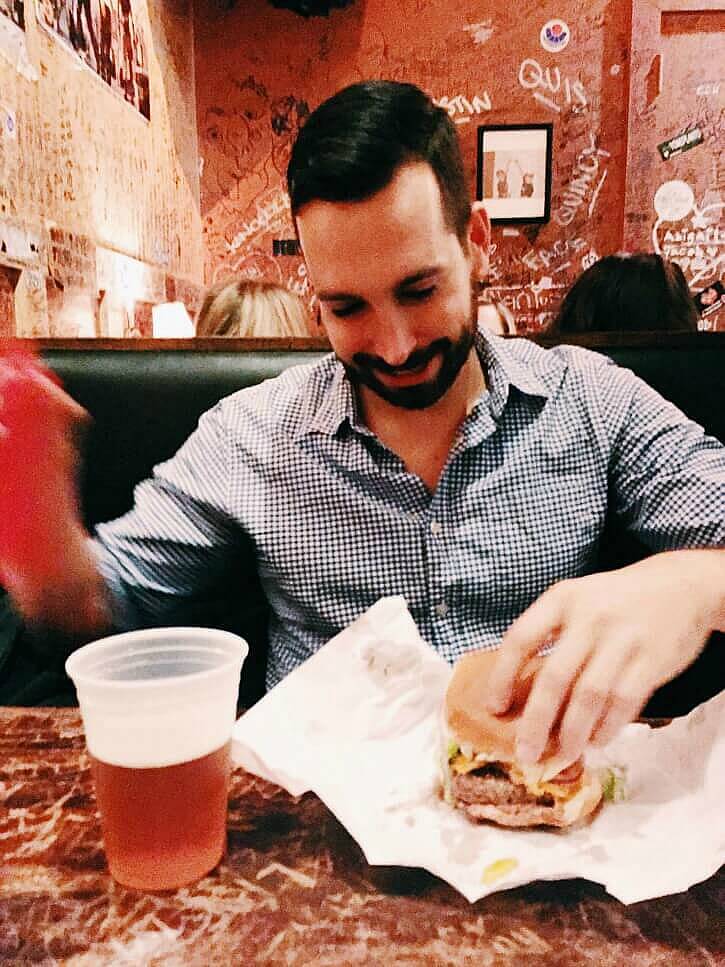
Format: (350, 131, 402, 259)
(552, 759, 584, 783)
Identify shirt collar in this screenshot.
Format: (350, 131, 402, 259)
(475, 328, 553, 419)
(301, 360, 357, 438)
(300, 327, 557, 438)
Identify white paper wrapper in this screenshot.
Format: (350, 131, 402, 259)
(232, 596, 725, 904)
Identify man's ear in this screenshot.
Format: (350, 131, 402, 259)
(468, 202, 492, 283)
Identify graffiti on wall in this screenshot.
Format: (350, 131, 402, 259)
(518, 57, 588, 115)
(487, 276, 570, 331)
(434, 91, 492, 124)
(196, 1, 633, 334)
(555, 131, 610, 226)
(653, 179, 724, 290)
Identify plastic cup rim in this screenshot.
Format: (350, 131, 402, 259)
(65, 626, 248, 692)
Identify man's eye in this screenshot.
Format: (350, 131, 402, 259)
(330, 303, 363, 318)
(402, 286, 436, 302)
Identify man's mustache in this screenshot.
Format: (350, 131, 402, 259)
(352, 338, 450, 376)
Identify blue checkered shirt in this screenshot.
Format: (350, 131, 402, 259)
(95, 331, 725, 688)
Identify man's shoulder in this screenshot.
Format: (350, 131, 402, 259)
(502, 336, 616, 375)
(216, 352, 338, 434)
(494, 335, 619, 399)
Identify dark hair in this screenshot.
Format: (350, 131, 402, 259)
(549, 254, 700, 334)
(287, 80, 471, 242)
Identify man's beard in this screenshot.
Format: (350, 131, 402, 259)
(341, 291, 478, 411)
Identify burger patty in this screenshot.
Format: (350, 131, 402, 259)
(451, 766, 554, 808)
(462, 801, 563, 827)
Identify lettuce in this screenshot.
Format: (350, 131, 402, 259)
(447, 739, 460, 761)
(601, 766, 628, 803)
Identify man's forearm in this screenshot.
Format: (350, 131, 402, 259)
(8, 529, 113, 637)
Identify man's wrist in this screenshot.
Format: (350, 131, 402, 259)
(679, 548, 725, 632)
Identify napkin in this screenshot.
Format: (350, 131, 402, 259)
(232, 597, 725, 904)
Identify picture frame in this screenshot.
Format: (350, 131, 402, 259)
(477, 123, 553, 224)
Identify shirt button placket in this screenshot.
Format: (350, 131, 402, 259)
(428, 518, 447, 622)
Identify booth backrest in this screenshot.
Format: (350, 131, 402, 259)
(41, 341, 723, 528)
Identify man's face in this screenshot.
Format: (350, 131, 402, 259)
(296, 162, 477, 410)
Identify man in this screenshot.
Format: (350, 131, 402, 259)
(1, 81, 723, 768)
(496, 169, 509, 198)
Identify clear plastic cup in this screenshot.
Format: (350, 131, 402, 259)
(66, 627, 247, 891)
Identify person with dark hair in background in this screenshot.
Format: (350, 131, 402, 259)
(548, 253, 700, 335)
(1, 81, 723, 768)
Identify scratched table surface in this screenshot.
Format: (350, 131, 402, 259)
(1, 708, 723, 966)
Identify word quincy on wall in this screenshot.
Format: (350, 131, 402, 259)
(555, 131, 610, 227)
(36, 0, 150, 119)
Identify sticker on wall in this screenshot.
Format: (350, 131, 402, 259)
(463, 20, 494, 46)
(0, 104, 16, 139)
(540, 20, 570, 54)
(695, 83, 720, 98)
(695, 280, 724, 319)
(653, 180, 695, 222)
(658, 126, 704, 161)
(0, 220, 41, 264)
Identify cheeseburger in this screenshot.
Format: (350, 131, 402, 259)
(442, 650, 603, 828)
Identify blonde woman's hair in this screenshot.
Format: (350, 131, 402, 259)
(195, 279, 310, 338)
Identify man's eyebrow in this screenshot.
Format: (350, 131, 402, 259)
(397, 266, 441, 289)
(317, 289, 362, 303)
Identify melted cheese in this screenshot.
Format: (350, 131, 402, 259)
(450, 751, 498, 775)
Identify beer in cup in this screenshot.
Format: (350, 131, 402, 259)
(66, 627, 247, 890)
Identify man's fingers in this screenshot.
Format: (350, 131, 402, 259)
(514, 630, 594, 763)
(556, 642, 635, 762)
(590, 660, 651, 748)
(31, 367, 87, 421)
(486, 584, 569, 715)
(0, 354, 86, 425)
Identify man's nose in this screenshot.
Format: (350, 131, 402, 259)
(372, 313, 417, 368)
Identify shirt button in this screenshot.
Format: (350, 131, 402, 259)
(430, 520, 443, 536)
(435, 601, 448, 618)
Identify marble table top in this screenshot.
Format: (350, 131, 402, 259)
(1, 707, 722, 965)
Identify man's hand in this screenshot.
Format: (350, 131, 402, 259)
(486, 550, 725, 764)
(0, 346, 107, 631)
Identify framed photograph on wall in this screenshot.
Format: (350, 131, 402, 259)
(477, 123, 553, 224)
